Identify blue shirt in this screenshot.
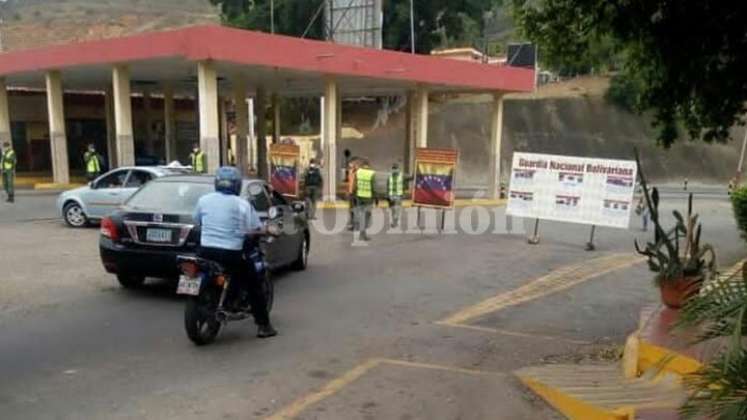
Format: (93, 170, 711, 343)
(193, 192, 263, 251)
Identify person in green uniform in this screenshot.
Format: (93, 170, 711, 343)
(190, 143, 207, 174)
(83, 143, 102, 181)
(2, 141, 17, 203)
(387, 163, 411, 228)
(353, 162, 376, 241)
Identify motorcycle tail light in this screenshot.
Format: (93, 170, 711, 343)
(100, 217, 119, 241)
(180, 261, 199, 277)
(214, 275, 226, 287)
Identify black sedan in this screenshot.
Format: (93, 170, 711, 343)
(99, 175, 310, 289)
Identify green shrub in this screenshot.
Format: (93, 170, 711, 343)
(605, 74, 643, 112)
(731, 186, 747, 239)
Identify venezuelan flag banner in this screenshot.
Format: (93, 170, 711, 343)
(413, 148, 458, 208)
(269, 144, 300, 197)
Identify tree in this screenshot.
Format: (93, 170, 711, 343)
(383, 0, 502, 53)
(512, 0, 747, 147)
(211, 1, 504, 54)
(209, 0, 324, 39)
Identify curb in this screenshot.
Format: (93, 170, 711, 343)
(317, 199, 506, 209)
(516, 306, 698, 419)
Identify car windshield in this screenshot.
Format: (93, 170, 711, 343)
(126, 181, 213, 213)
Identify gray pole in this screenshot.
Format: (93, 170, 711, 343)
(270, 0, 275, 34)
(409, 0, 415, 53)
(738, 128, 747, 182)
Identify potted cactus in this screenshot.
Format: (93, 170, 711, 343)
(633, 151, 717, 308)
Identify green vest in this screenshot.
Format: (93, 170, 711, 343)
(85, 151, 100, 174)
(191, 151, 205, 173)
(2, 149, 16, 171)
(388, 173, 403, 197)
(356, 168, 375, 199)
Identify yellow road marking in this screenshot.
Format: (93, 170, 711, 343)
(381, 358, 504, 377)
(440, 253, 644, 326)
(266, 358, 502, 419)
(436, 322, 591, 345)
(266, 358, 381, 420)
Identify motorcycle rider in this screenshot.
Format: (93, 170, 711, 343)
(192, 166, 277, 338)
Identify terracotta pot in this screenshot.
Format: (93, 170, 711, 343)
(659, 276, 702, 309)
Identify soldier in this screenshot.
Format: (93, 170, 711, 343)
(83, 143, 102, 181)
(387, 163, 411, 228)
(302, 159, 323, 219)
(2, 141, 17, 203)
(190, 143, 207, 174)
(353, 161, 375, 241)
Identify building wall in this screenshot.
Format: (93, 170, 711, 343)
(7, 92, 199, 172)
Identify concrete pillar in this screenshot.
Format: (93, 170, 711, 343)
(163, 85, 176, 163)
(197, 61, 220, 174)
(45, 71, 70, 184)
(233, 78, 249, 175)
(336, 93, 342, 153)
(0, 78, 11, 146)
(404, 91, 417, 174)
(322, 79, 338, 202)
(255, 88, 268, 179)
(142, 88, 154, 155)
(219, 98, 229, 165)
(272, 93, 280, 143)
(488, 93, 504, 200)
(248, 98, 257, 169)
(112, 65, 135, 167)
(104, 87, 117, 168)
(415, 87, 429, 148)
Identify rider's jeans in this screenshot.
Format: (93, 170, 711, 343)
(197, 246, 270, 326)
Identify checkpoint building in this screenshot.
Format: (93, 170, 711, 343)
(0, 24, 534, 200)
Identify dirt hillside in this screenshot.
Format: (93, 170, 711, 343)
(0, 0, 219, 52)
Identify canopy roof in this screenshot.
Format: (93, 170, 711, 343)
(0, 25, 534, 97)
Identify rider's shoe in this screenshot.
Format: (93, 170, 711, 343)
(257, 323, 278, 338)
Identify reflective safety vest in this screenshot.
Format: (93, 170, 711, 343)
(2, 149, 16, 171)
(191, 151, 205, 173)
(388, 173, 403, 198)
(356, 168, 375, 199)
(85, 152, 100, 174)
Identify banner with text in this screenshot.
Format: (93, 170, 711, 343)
(269, 144, 300, 197)
(412, 148, 458, 208)
(506, 152, 637, 229)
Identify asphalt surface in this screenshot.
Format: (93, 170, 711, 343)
(0, 187, 742, 419)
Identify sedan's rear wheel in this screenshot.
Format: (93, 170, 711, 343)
(116, 273, 145, 289)
(63, 202, 88, 227)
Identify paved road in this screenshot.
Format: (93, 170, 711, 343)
(0, 191, 741, 419)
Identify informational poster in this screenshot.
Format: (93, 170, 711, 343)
(506, 152, 637, 229)
(269, 144, 300, 197)
(412, 148, 458, 208)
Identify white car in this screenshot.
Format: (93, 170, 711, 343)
(56, 166, 189, 227)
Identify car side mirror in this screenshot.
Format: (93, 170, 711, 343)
(292, 201, 305, 213)
(89, 181, 96, 189)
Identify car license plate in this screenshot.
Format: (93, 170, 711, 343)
(146, 228, 172, 243)
(177, 275, 201, 296)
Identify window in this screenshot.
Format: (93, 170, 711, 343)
(96, 170, 129, 189)
(246, 182, 271, 212)
(125, 170, 152, 188)
(126, 181, 213, 213)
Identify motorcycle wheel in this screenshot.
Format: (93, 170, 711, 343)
(184, 288, 222, 345)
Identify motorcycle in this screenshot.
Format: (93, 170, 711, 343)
(176, 231, 276, 346)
